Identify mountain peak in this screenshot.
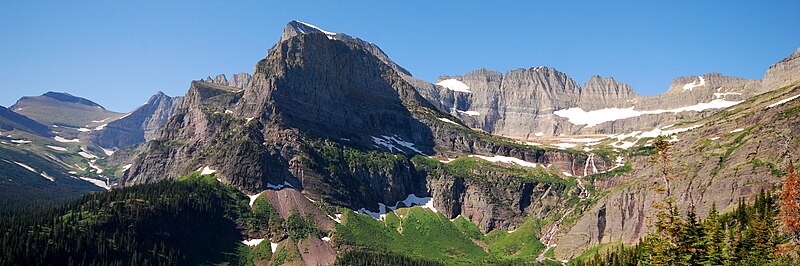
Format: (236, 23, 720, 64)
(41, 91, 103, 108)
(280, 20, 337, 43)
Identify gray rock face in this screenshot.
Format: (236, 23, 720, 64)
(91, 92, 182, 149)
(761, 47, 800, 92)
(204, 73, 252, 89)
(416, 69, 764, 138)
(123, 21, 609, 234)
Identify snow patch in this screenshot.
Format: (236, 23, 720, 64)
(271, 242, 279, 253)
(10, 139, 32, 144)
(710, 137, 720, 141)
(95, 124, 107, 130)
(321, 236, 331, 242)
(248, 193, 261, 207)
(682, 76, 706, 91)
(78, 151, 97, 159)
(91, 118, 110, 123)
(357, 194, 437, 220)
(79, 177, 110, 190)
(47, 145, 68, 151)
(456, 110, 480, 116)
(200, 166, 216, 175)
(101, 147, 116, 156)
(77, 127, 92, 132)
(470, 155, 538, 168)
(608, 124, 703, 149)
(438, 158, 457, 163)
(295, 20, 337, 38)
(766, 93, 800, 109)
(87, 160, 103, 174)
(242, 238, 264, 247)
(371, 135, 427, 155)
(437, 117, 460, 126)
(436, 79, 471, 93)
(11, 161, 54, 181)
(54, 136, 80, 143)
(534, 132, 545, 137)
(122, 164, 132, 171)
(730, 128, 744, 133)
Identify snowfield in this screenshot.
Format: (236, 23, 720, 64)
(554, 99, 741, 127)
(436, 79, 471, 93)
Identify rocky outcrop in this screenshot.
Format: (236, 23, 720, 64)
(761, 47, 800, 92)
(91, 91, 182, 148)
(204, 73, 253, 89)
(428, 171, 576, 232)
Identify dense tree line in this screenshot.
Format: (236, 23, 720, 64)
(0, 174, 249, 265)
(573, 138, 800, 265)
(572, 190, 799, 265)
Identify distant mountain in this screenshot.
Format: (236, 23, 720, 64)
(90, 91, 182, 149)
(0, 105, 52, 137)
(123, 21, 606, 238)
(2, 20, 799, 266)
(11, 91, 122, 128)
(416, 68, 761, 139)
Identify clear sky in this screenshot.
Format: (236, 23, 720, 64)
(1, 1, 799, 112)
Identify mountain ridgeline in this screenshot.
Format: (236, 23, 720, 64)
(2, 20, 800, 265)
(122, 21, 608, 235)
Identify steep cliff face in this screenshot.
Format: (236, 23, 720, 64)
(417, 69, 764, 138)
(761, 47, 800, 92)
(204, 73, 253, 89)
(91, 92, 182, 149)
(123, 21, 609, 234)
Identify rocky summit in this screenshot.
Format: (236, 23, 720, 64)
(2, 19, 799, 266)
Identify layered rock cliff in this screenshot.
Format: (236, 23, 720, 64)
(416, 68, 763, 139)
(123, 21, 610, 233)
(91, 92, 182, 149)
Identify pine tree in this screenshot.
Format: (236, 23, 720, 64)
(780, 161, 800, 241)
(702, 203, 728, 265)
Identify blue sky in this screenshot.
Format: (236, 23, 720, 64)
(1, 1, 798, 112)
